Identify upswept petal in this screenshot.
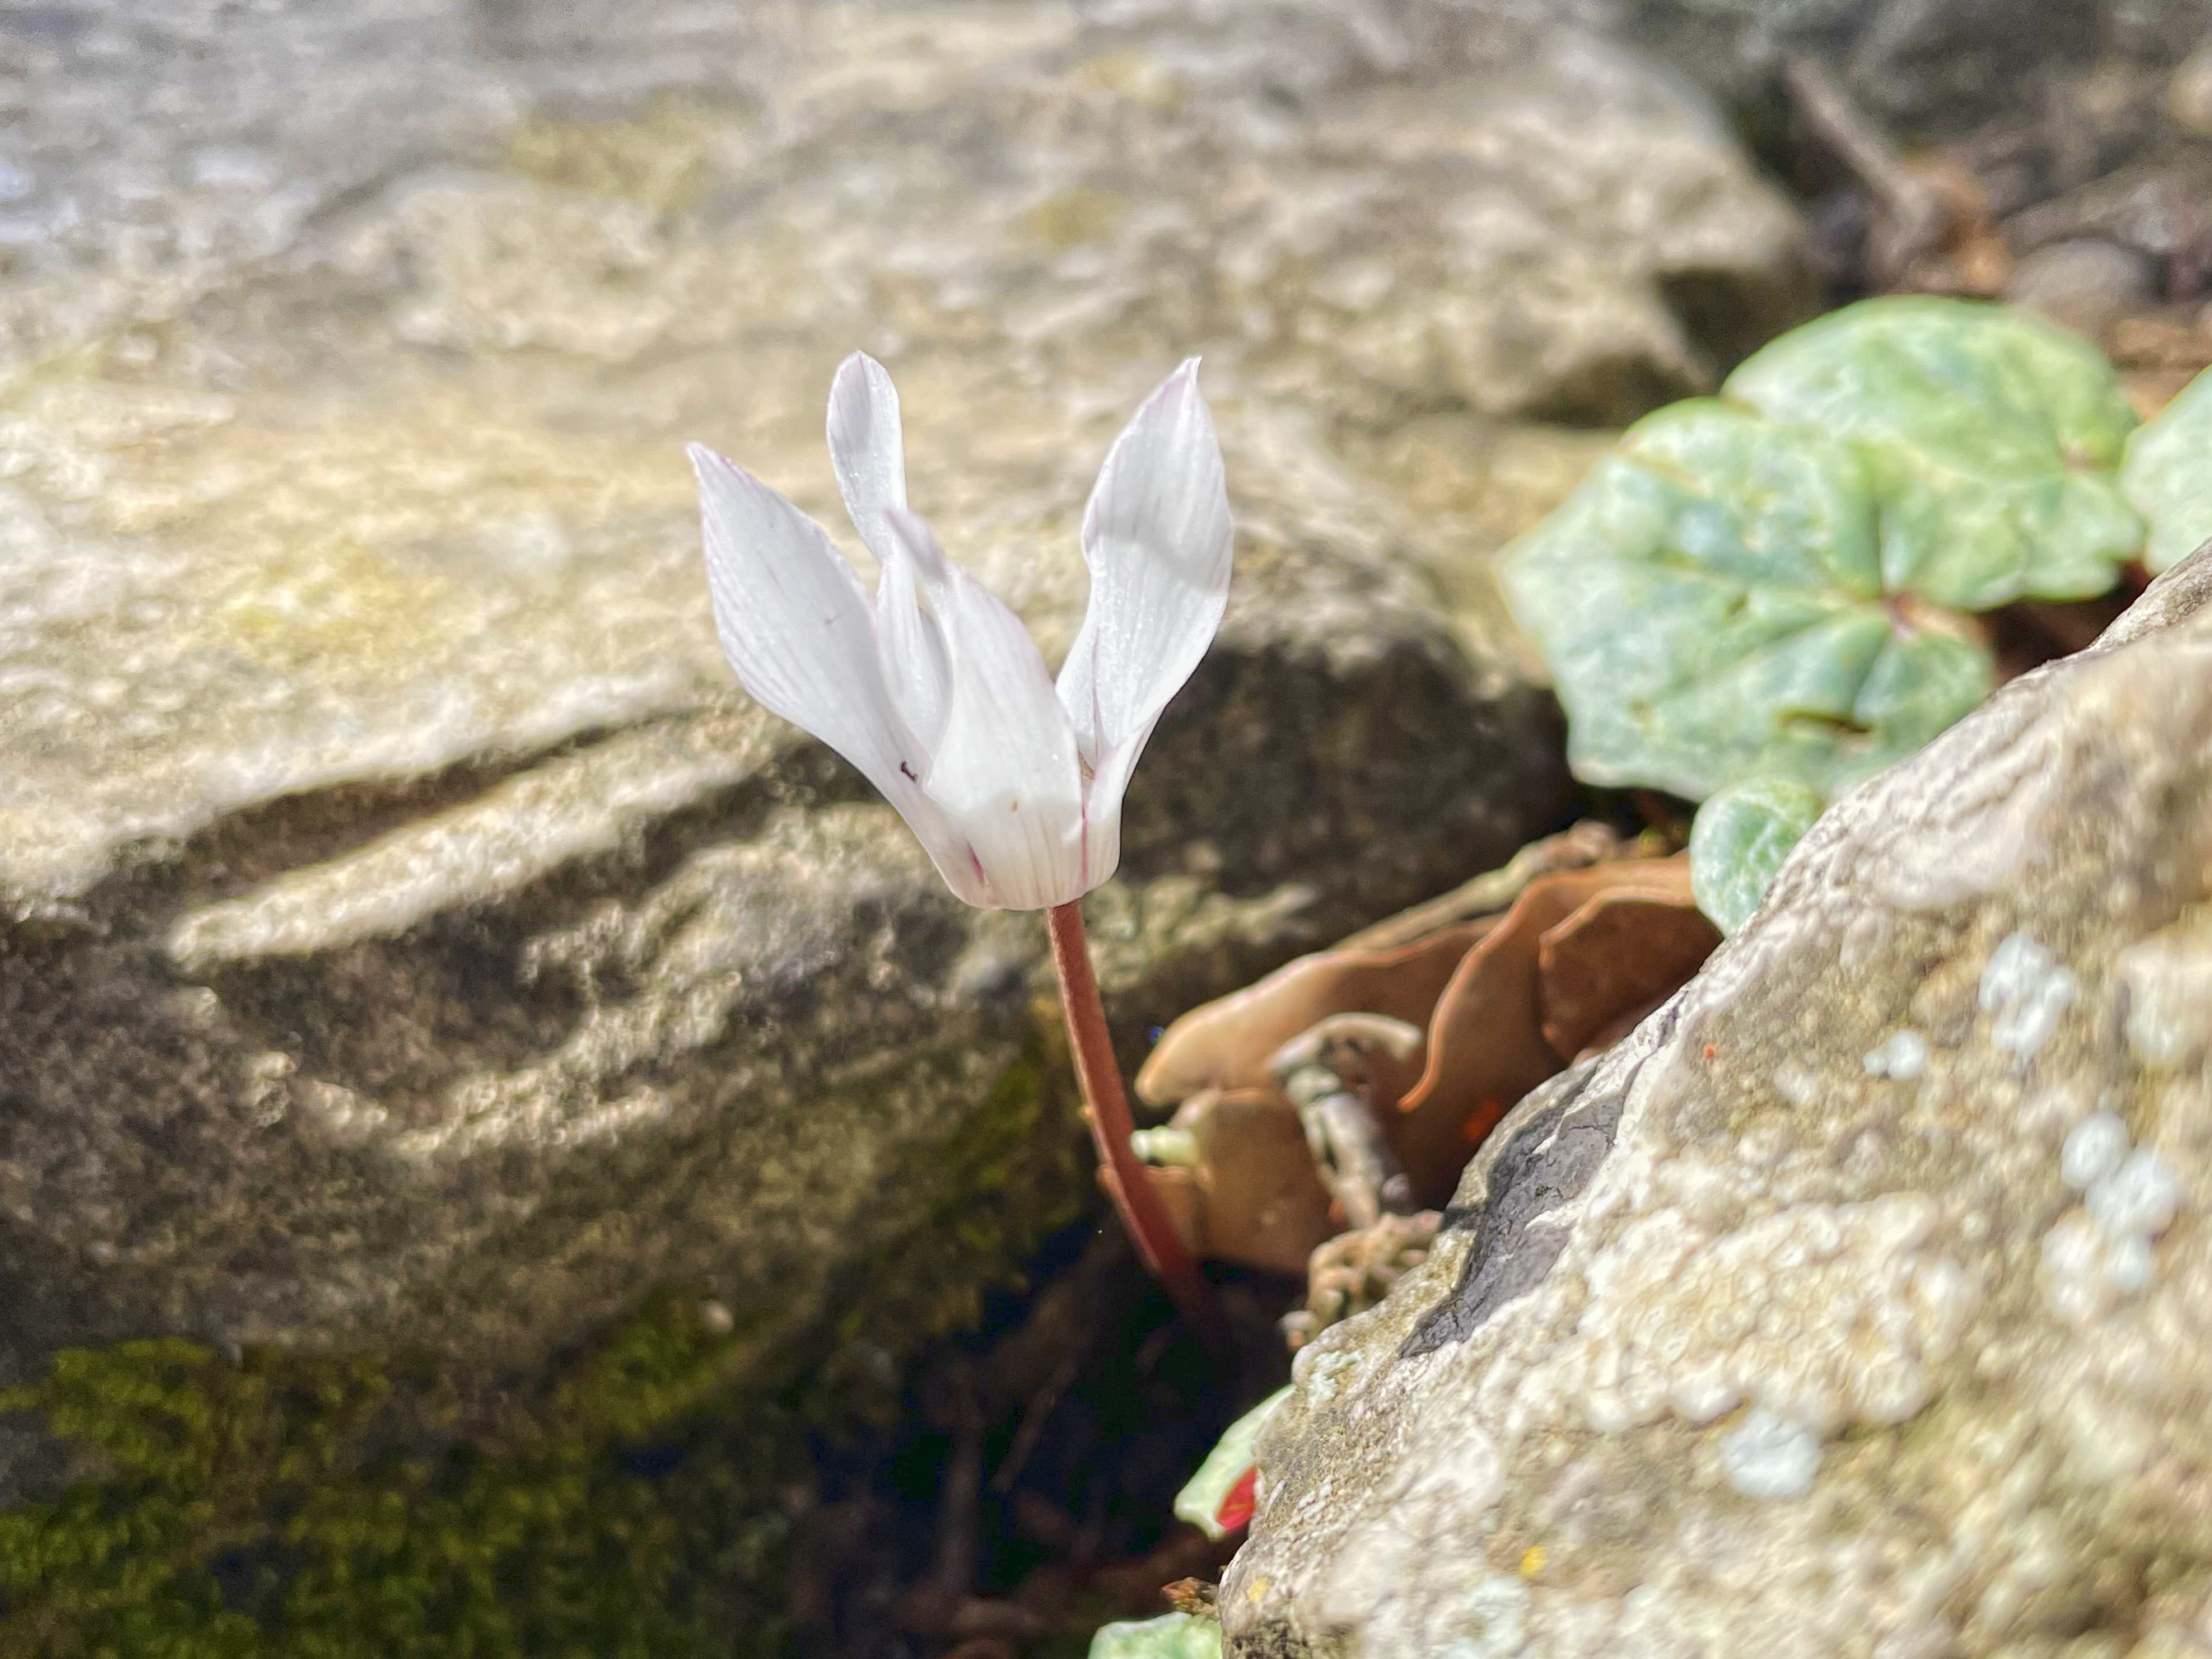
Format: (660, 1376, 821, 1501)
(826, 352, 908, 566)
(884, 507, 1087, 909)
(828, 353, 952, 753)
(689, 443, 973, 887)
(871, 541, 952, 755)
(1057, 358, 1233, 843)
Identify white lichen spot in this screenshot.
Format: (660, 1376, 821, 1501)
(1721, 1406, 1822, 1500)
(1544, 1194, 1972, 1439)
(1666, 1363, 1741, 1425)
(1979, 932, 2078, 1061)
(2086, 1147, 2182, 1239)
(1770, 1061, 1822, 1110)
(1436, 1573, 1531, 1659)
(1862, 1029, 1931, 1080)
(2040, 1212, 2111, 1325)
(2060, 1110, 2130, 1191)
(2042, 1105, 2181, 1319)
(1296, 1346, 1360, 1408)
(2103, 1231, 2156, 1297)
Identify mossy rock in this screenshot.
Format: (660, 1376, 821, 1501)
(1, 0, 1710, 1638)
(0, 1312, 803, 1657)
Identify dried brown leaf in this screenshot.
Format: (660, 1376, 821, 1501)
(1536, 861, 1717, 1059)
(1133, 927, 1480, 1110)
(1328, 820, 1623, 952)
(1164, 1087, 1336, 1277)
(1136, 839, 1713, 1259)
(1389, 858, 1705, 1205)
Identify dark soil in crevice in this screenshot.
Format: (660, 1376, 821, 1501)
(795, 1219, 1297, 1658)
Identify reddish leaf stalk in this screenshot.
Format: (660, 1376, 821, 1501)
(1047, 900, 1225, 1345)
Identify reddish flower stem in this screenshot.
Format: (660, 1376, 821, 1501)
(1047, 900, 1225, 1348)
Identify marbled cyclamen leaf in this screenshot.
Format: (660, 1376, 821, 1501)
(1172, 1384, 1290, 1541)
(1725, 297, 2142, 608)
(1500, 400, 1992, 801)
(2121, 362, 2212, 573)
(1688, 777, 1827, 933)
(1088, 1613, 1222, 1659)
(1620, 397, 1882, 599)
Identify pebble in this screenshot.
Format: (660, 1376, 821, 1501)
(2005, 239, 2157, 344)
(2171, 42, 2212, 138)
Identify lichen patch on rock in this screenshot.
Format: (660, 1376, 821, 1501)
(1227, 548, 2212, 1658)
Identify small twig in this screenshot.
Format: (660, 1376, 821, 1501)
(1047, 900, 1228, 1354)
(1281, 1209, 1443, 1349)
(929, 1362, 986, 1596)
(990, 1348, 1084, 1495)
(1782, 55, 1941, 227)
(1781, 54, 1953, 284)
(1271, 1014, 1424, 1230)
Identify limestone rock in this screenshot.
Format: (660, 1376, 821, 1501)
(1229, 546, 2212, 1657)
(1623, 0, 2191, 138)
(0, 0, 1810, 1393)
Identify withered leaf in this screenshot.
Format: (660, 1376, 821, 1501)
(1134, 927, 1480, 1111)
(1537, 862, 1718, 1059)
(1133, 836, 1715, 1262)
(1139, 1163, 1206, 1263)
(1151, 1087, 1336, 1278)
(1390, 857, 1710, 1206)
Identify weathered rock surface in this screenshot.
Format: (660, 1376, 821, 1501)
(0, 0, 1810, 1393)
(1627, 0, 2212, 139)
(1229, 546, 2212, 1657)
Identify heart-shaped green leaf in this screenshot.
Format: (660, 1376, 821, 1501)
(1726, 297, 2141, 609)
(1689, 777, 1827, 933)
(1503, 298, 2140, 804)
(2121, 364, 2212, 573)
(1501, 399, 1993, 800)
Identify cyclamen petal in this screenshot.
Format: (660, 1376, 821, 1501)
(884, 508, 1088, 909)
(1058, 359, 1232, 833)
(689, 355, 1231, 911)
(688, 444, 973, 891)
(828, 352, 954, 750)
(826, 352, 909, 567)
(871, 523, 953, 754)
(689, 442, 909, 780)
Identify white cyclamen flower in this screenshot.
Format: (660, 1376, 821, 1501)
(688, 354, 1233, 909)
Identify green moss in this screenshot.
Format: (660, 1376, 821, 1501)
(815, 1030, 1090, 1414)
(0, 1306, 799, 1659)
(0, 1045, 1087, 1657)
